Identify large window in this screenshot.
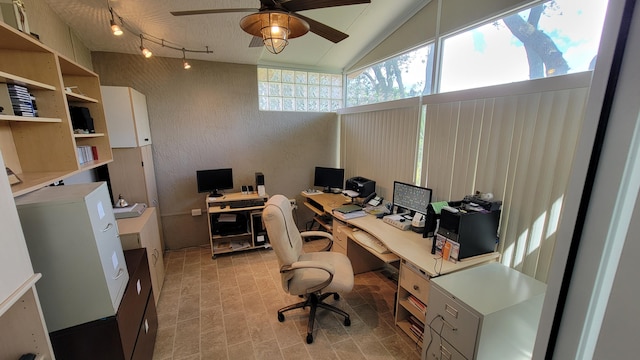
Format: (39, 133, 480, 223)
(439, 0, 608, 92)
(257, 68, 343, 112)
(346, 44, 434, 107)
(346, 0, 608, 106)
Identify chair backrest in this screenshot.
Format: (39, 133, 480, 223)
(262, 195, 303, 290)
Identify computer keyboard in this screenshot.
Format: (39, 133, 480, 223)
(351, 230, 390, 254)
(228, 199, 265, 208)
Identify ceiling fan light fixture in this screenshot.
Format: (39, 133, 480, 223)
(240, 11, 309, 54)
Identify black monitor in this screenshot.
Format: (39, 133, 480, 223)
(392, 181, 433, 215)
(196, 168, 233, 197)
(313, 166, 345, 192)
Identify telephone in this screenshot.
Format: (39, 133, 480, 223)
(364, 192, 383, 206)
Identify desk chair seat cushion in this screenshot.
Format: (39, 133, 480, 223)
(289, 251, 354, 295)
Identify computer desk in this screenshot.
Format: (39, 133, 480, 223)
(302, 192, 499, 348)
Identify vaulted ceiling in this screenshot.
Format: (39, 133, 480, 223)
(43, 0, 430, 72)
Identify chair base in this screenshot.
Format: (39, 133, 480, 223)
(277, 292, 351, 344)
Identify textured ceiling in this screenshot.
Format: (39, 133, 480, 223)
(43, 0, 430, 72)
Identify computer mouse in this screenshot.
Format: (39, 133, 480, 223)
(220, 204, 226, 209)
(400, 218, 405, 222)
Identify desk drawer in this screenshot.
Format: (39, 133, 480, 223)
(399, 261, 430, 305)
(332, 221, 349, 251)
(423, 333, 467, 360)
(426, 286, 479, 359)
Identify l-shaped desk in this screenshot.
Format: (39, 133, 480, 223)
(302, 192, 500, 349)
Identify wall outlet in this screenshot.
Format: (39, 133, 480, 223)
(191, 208, 202, 216)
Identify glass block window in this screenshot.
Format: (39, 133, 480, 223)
(258, 67, 343, 112)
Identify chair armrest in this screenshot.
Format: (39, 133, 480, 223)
(281, 260, 335, 293)
(300, 231, 333, 252)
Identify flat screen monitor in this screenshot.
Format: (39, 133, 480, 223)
(196, 168, 233, 197)
(392, 181, 433, 215)
(313, 166, 345, 192)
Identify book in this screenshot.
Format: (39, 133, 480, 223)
(333, 209, 366, 221)
(334, 204, 363, 214)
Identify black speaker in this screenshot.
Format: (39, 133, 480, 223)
(255, 172, 265, 186)
(69, 106, 95, 133)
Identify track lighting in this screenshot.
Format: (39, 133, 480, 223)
(106, 5, 211, 64)
(182, 49, 191, 69)
(140, 35, 152, 58)
(109, 8, 123, 36)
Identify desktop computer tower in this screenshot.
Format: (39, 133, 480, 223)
(437, 208, 501, 260)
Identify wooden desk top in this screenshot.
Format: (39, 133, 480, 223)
(302, 192, 352, 213)
(347, 215, 499, 278)
(302, 191, 499, 277)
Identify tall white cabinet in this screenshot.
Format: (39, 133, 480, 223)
(0, 150, 54, 359)
(101, 86, 164, 248)
(15, 182, 129, 333)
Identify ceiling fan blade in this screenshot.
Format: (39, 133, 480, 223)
(249, 36, 264, 48)
(293, 13, 349, 43)
(280, 0, 370, 12)
(171, 8, 257, 16)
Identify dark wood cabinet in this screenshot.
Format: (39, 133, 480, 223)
(49, 248, 157, 360)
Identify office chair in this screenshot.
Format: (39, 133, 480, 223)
(262, 195, 354, 344)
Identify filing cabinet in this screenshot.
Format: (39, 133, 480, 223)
(48, 248, 157, 360)
(423, 263, 546, 360)
(332, 220, 349, 255)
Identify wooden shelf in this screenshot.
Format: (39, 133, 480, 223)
(74, 132, 105, 138)
(0, 70, 56, 91)
(0, 20, 113, 197)
(66, 91, 98, 103)
(0, 114, 61, 123)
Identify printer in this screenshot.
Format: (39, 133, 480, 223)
(345, 176, 376, 197)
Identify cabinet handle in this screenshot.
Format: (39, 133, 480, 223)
(113, 267, 125, 280)
(102, 223, 114, 232)
(152, 248, 159, 265)
(413, 284, 420, 291)
(439, 344, 452, 360)
(445, 304, 458, 318)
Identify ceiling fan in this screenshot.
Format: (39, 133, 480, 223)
(171, 0, 371, 54)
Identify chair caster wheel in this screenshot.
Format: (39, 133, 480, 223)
(333, 293, 340, 300)
(344, 317, 351, 326)
(277, 313, 285, 322)
(306, 334, 313, 344)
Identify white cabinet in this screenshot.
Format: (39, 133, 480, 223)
(117, 207, 165, 305)
(423, 263, 546, 360)
(0, 150, 54, 359)
(15, 182, 129, 332)
(108, 145, 159, 208)
(101, 86, 152, 148)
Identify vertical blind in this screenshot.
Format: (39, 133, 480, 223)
(340, 102, 421, 199)
(341, 73, 591, 282)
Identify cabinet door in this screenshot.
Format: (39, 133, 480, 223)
(130, 88, 152, 146)
(140, 144, 159, 207)
(101, 86, 151, 147)
(139, 211, 164, 305)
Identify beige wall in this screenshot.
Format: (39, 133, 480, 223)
(92, 52, 338, 249)
(0, 0, 92, 69)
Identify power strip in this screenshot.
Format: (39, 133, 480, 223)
(383, 214, 411, 231)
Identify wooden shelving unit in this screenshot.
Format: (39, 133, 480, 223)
(0, 21, 113, 197)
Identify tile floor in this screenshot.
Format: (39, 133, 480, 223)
(151, 240, 422, 360)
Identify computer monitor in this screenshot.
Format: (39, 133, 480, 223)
(196, 168, 233, 197)
(313, 166, 345, 192)
(392, 181, 433, 215)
